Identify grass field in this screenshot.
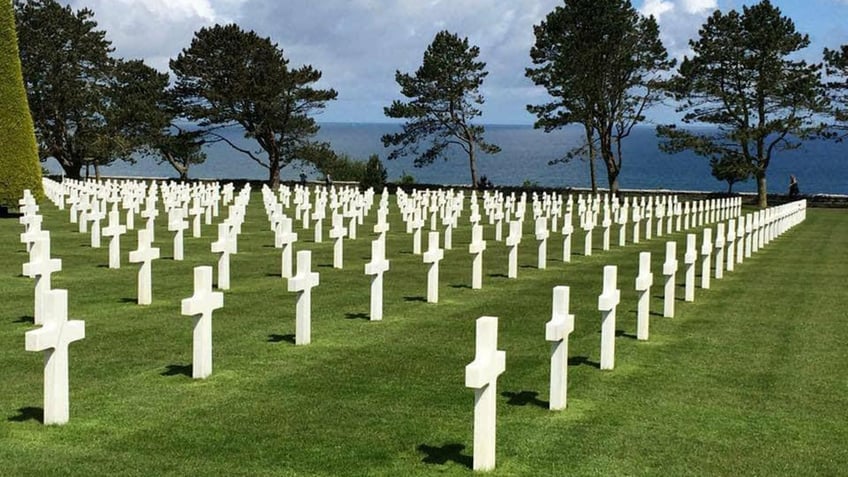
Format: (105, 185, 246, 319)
(1, 191, 846, 476)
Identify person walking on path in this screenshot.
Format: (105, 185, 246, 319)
(789, 175, 800, 198)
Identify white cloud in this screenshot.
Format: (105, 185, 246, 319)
(641, 0, 675, 20)
(681, 0, 717, 15)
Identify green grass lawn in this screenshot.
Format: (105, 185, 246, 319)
(1, 192, 846, 476)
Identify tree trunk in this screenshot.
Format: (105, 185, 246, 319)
(607, 169, 620, 196)
(58, 159, 82, 180)
(756, 171, 767, 208)
(269, 153, 281, 190)
(585, 125, 597, 194)
(94, 163, 101, 181)
(468, 145, 478, 188)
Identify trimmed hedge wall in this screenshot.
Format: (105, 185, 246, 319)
(0, 2, 42, 208)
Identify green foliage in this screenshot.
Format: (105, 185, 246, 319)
(360, 154, 387, 191)
(823, 44, 848, 138)
(710, 154, 752, 193)
(171, 24, 337, 189)
(397, 170, 415, 184)
(382, 30, 499, 187)
(0, 0, 42, 206)
(15, 0, 113, 179)
(522, 179, 539, 188)
(527, 0, 673, 194)
(658, 0, 827, 207)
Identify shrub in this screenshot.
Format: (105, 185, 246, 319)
(0, 2, 43, 207)
(360, 154, 387, 191)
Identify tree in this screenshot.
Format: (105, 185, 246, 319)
(15, 0, 113, 179)
(110, 59, 206, 180)
(382, 30, 500, 187)
(711, 154, 752, 194)
(170, 24, 337, 189)
(526, 0, 673, 195)
(657, 0, 827, 208)
(0, 0, 42, 206)
(823, 44, 848, 138)
(361, 154, 388, 191)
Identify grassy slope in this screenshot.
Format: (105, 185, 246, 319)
(0, 194, 846, 476)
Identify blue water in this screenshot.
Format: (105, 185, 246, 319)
(75, 123, 847, 195)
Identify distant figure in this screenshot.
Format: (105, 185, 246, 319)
(789, 175, 799, 198)
(325, 174, 332, 187)
(299, 173, 307, 185)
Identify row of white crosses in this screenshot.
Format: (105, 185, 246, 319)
(465, 199, 808, 470)
(19, 190, 86, 426)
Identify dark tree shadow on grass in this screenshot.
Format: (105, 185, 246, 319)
(417, 443, 472, 469)
(8, 406, 42, 423)
(120, 297, 137, 304)
(403, 296, 427, 303)
(488, 273, 508, 279)
(569, 355, 600, 369)
(161, 364, 192, 377)
(615, 330, 637, 340)
(318, 264, 334, 268)
(267, 334, 296, 344)
(345, 312, 370, 320)
(502, 390, 549, 409)
(450, 284, 471, 289)
(14, 315, 33, 324)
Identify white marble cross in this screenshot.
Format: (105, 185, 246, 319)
(373, 206, 390, 242)
(464, 316, 506, 472)
(601, 208, 612, 251)
(287, 250, 320, 345)
(535, 216, 549, 269)
(663, 241, 678, 318)
(276, 217, 298, 279)
(25, 289, 85, 425)
(684, 234, 697, 302)
(617, 207, 628, 247)
(129, 229, 160, 305)
(468, 223, 486, 289)
(189, 199, 204, 238)
(726, 218, 736, 272)
(23, 235, 62, 325)
(411, 210, 425, 255)
(211, 222, 235, 290)
(329, 212, 347, 269)
(140, 197, 159, 242)
(561, 212, 573, 263)
(422, 231, 444, 303)
(19, 213, 43, 253)
(546, 286, 575, 410)
(582, 213, 594, 256)
(598, 265, 621, 370)
(181, 266, 224, 379)
(102, 206, 126, 269)
(88, 202, 105, 248)
(364, 237, 390, 321)
(168, 207, 189, 261)
(312, 206, 325, 243)
(632, 207, 642, 244)
(736, 217, 746, 265)
(635, 252, 653, 340)
(714, 223, 726, 280)
(700, 228, 713, 289)
(506, 220, 521, 279)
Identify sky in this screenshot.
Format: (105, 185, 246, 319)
(63, 0, 848, 124)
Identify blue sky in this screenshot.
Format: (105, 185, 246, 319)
(65, 0, 848, 124)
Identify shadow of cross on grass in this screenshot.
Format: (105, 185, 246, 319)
(502, 390, 549, 409)
(8, 407, 43, 423)
(417, 443, 473, 469)
(161, 364, 192, 377)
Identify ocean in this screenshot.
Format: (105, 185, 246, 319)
(77, 123, 848, 195)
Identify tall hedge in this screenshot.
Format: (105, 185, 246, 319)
(0, 1, 42, 207)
